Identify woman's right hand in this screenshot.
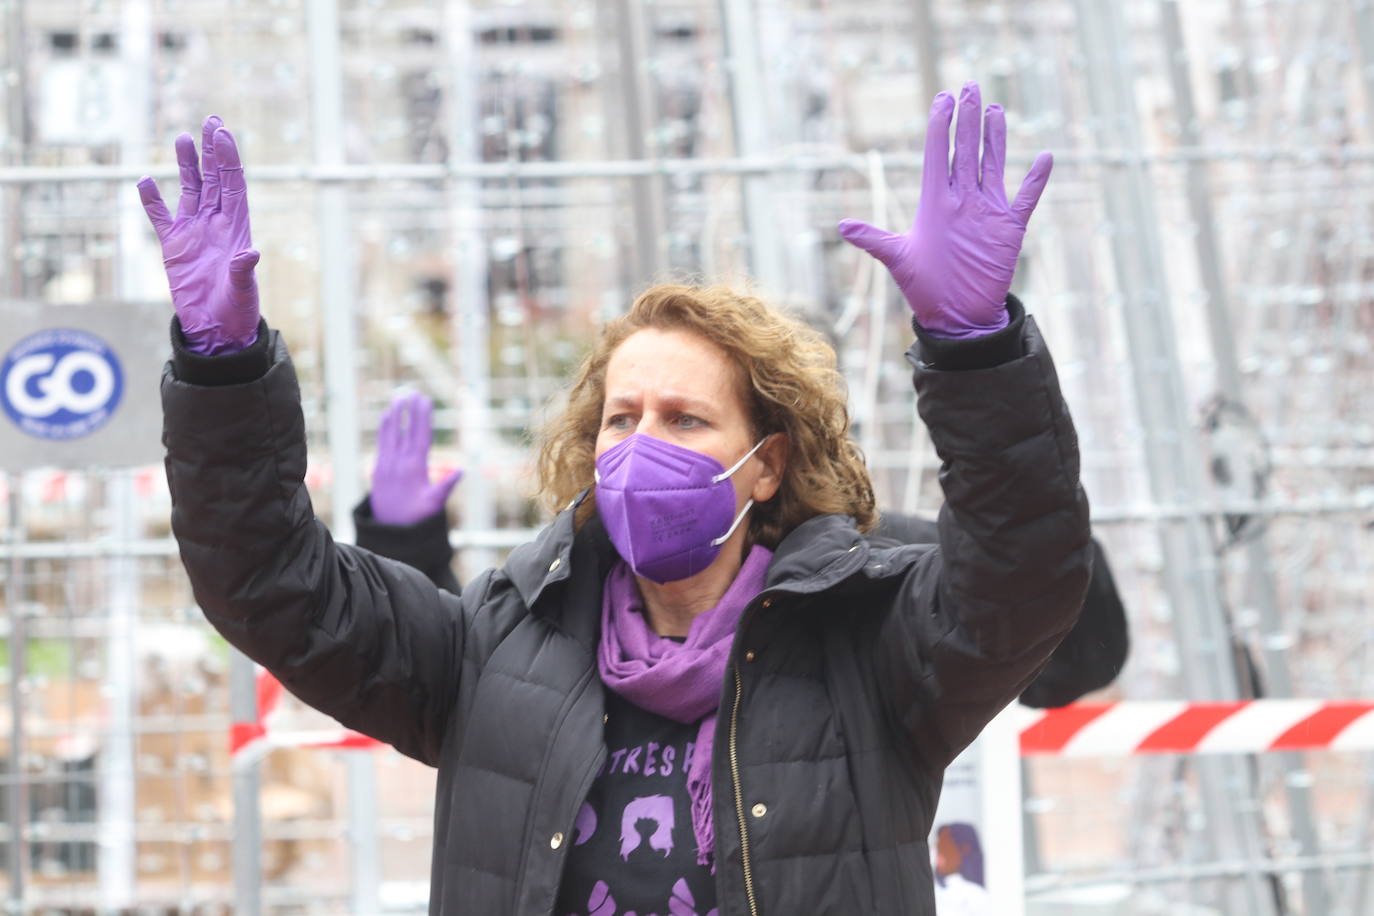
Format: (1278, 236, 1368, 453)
(138, 116, 261, 356)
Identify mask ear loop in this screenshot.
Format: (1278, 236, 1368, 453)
(710, 499, 755, 547)
(708, 434, 773, 546)
(710, 434, 771, 484)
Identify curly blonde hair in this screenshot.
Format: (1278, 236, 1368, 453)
(535, 284, 877, 548)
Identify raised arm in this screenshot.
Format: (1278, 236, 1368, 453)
(840, 83, 1092, 766)
(143, 119, 483, 764)
(355, 390, 464, 594)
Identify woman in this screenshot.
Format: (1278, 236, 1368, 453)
(141, 82, 1090, 915)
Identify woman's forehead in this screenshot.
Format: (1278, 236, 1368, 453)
(603, 328, 743, 404)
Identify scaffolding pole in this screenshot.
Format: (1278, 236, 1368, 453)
(443, 0, 497, 581)
(911, 0, 942, 105)
(229, 652, 262, 916)
(5, 473, 27, 915)
(1156, 3, 1330, 913)
(93, 6, 156, 907)
(598, 0, 663, 290)
(305, 1, 381, 912)
(716, 0, 787, 295)
(1070, 1, 1280, 913)
(1344, 8, 1374, 912)
(1, 0, 29, 302)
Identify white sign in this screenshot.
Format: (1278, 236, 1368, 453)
(0, 301, 167, 470)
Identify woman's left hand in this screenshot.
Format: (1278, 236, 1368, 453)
(838, 81, 1052, 339)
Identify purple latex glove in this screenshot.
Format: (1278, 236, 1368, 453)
(138, 116, 261, 356)
(838, 82, 1053, 339)
(370, 391, 463, 526)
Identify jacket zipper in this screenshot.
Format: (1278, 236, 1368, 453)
(729, 663, 760, 916)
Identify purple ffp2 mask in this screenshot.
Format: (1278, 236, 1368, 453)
(594, 433, 767, 584)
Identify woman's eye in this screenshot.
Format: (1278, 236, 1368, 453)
(675, 415, 704, 429)
(606, 414, 633, 430)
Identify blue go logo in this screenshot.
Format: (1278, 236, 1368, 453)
(1, 328, 125, 440)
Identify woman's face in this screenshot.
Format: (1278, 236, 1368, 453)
(596, 327, 783, 511)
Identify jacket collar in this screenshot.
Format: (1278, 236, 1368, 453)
(503, 489, 592, 612)
(765, 513, 911, 595)
(504, 497, 920, 635)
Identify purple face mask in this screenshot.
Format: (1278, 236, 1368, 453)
(594, 433, 768, 584)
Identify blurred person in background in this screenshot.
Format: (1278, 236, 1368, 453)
(355, 392, 1128, 711)
(931, 823, 992, 916)
(140, 82, 1091, 915)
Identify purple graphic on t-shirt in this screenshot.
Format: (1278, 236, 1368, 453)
(620, 795, 676, 859)
(564, 879, 617, 916)
(667, 877, 718, 916)
(574, 802, 598, 846)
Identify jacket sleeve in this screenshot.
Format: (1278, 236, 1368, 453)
(161, 325, 490, 766)
(354, 497, 463, 595)
(1017, 537, 1128, 708)
(876, 513, 1127, 708)
(873, 301, 1093, 769)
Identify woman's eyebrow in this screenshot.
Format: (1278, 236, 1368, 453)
(605, 391, 716, 414)
(655, 392, 718, 414)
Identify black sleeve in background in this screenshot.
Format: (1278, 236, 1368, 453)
(353, 496, 462, 596)
(1017, 537, 1130, 708)
(169, 317, 273, 386)
(911, 294, 1027, 371)
(876, 511, 1130, 708)
(871, 511, 939, 546)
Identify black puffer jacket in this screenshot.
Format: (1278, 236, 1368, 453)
(161, 302, 1091, 915)
(873, 514, 1128, 708)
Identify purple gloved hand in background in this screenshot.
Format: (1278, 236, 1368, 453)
(138, 116, 261, 356)
(838, 81, 1053, 339)
(370, 390, 463, 526)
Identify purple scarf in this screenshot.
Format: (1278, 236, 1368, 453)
(597, 544, 773, 869)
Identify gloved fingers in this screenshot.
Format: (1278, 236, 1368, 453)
(137, 178, 173, 240)
(227, 248, 260, 308)
(837, 219, 903, 267)
(200, 115, 223, 211)
(981, 104, 1008, 203)
(1010, 151, 1054, 225)
(433, 468, 463, 500)
(921, 91, 956, 201)
(410, 393, 434, 452)
(174, 132, 202, 221)
(214, 127, 248, 219)
(950, 82, 983, 191)
(377, 394, 403, 458)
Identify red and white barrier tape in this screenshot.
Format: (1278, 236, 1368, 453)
(1019, 700, 1374, 756)
(230, 670, 381, 769)
(231, 671, 1374, 765)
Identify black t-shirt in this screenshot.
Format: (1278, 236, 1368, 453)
(555, 689, 719, 916)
